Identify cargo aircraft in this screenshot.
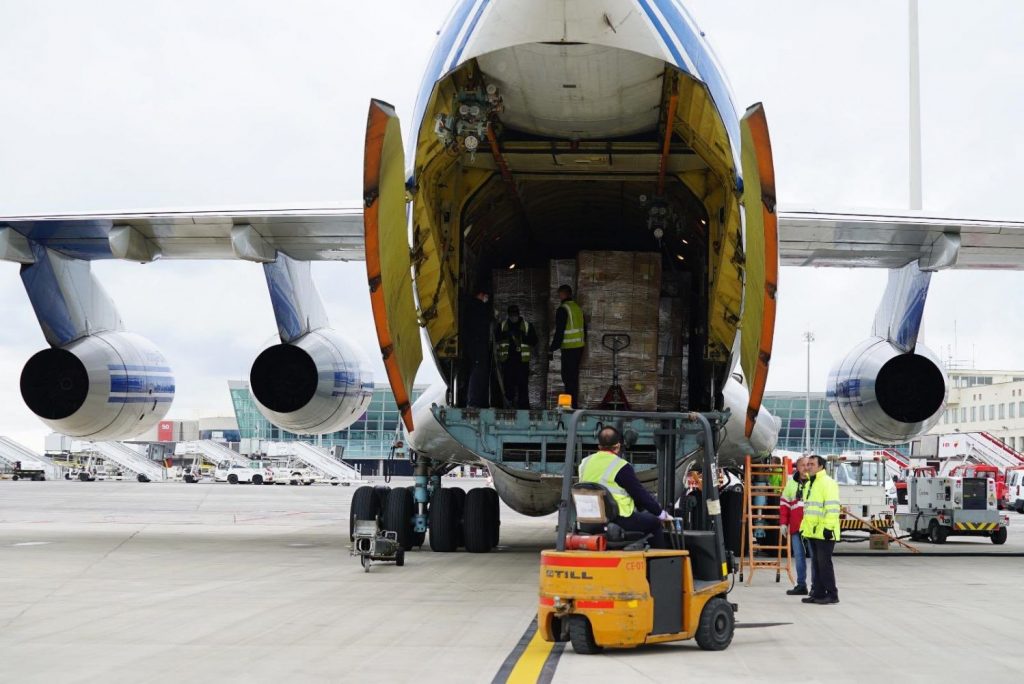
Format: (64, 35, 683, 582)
(3, 0, 1023, 552)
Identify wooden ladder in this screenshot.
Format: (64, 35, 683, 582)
(739, 455, 794, 585)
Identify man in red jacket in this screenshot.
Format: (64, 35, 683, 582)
(780, 456, 811, 595)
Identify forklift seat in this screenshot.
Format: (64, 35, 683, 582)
(571, 482, 649, 550)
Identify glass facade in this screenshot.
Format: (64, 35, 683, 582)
(762, 391, 909, 455)
(228, 380, 427, 459)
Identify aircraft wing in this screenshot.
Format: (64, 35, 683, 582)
(778, 210, 1024, 269)
(0, 206, 364, 262)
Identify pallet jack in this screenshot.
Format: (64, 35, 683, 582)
(538, 409, 737, 654)
(598, 333, 631, 410)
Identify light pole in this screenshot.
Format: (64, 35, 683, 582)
(803, 331, 815, 456)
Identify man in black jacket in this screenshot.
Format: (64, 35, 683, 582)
(464, 290, 493, 408)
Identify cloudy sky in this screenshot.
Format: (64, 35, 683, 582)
(2, 0, 1023, 451)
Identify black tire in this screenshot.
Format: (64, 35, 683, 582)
(137, 474, 150, 483)
(567, 616, 602, 655)
(429, 488, 461, 552)
(35, 475, 45, 481)
(991, 527, 1008, 545)
(450, 487, 466, 548)
(695, 597, 735, 651)
(482, 488, 500, 548)
(349, 486, 379, 541)
(79, 472, 90, 482)
(383, 488, 415, 551)
(395, 548, 405, 567)
(928, 521, 947, 544)
(183, 474, 194, 484)
(1016, 500, 1024, 514)
(252, 475, 263, 486)
(463, 489, 493, 553)
(65, 473, 71, 480)
(227, 474, 238, 485)
(373, 485, 392, 511)
(11, 475, 18, 481)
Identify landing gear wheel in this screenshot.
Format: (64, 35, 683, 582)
(482, 488, 500, 548)
(450, 487, 466, 548)
(227, 474, 238, 485)
(928, 521, 947, 544)
(252, 475, 263, 486)
(429, 488, 461, 552)
(383, 488, 415, 551)
(695, 597, 735, 651)
(463, 489, 494, 553)
(405, 486, 427, 548)
(349, 486, 379, 541)
(373, 485, 392, 511)
(395, 548, 405, 567)
(991, 527, 1008, 545)
(567, 617, 602, 655)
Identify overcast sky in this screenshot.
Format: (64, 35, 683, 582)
(2, 1, 1023, 452)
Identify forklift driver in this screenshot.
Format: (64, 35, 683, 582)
(579, 426, 673, 548)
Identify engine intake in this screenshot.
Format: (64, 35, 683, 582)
(20, 332, 174, 440)
(827, 338, 947, 446)
(249, 329, 372, 435)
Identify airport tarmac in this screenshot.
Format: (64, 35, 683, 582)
(1, 479, 1022, 684)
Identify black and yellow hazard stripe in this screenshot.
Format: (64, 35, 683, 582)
(953, 522, 999, 531)
(492, 618, 564, 684)
(839, 517, 893, 530)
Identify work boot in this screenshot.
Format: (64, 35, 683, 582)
(813, 595, 840, 605)
(786, 584, 808, 596)
(801, 596, 823, 604)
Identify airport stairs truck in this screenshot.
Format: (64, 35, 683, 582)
(85, 441, 167, 482)
(0, 436, 61, 480)
(268, 441, 361, 483)
(179, 440, 251, 468)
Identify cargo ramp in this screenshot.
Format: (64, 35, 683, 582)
(0, 436, 61, 479)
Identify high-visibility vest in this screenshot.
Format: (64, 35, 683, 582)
(799, 472, 842, 541)
(578, 450, 635, 518)
(497, 319, 532, 362)
(560, 301, 585, 349)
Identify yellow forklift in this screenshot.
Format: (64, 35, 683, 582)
(538, 409, 736, 654)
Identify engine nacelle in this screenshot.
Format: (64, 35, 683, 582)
(20, 332, 175, 441)
(249, 329, 373, 435)
(827, 337, 947, 446)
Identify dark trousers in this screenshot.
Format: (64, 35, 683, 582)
(467, 356, 491, 408)
(615, 511, 666, 549)
(809, 539, 837, 598)
(559, 347, 583, 408)
(502, 359, 530, 409)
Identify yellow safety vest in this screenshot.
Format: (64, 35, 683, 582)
(560, 301, 585, 349)
(578, 450, 635, 518)
(799, 472, 842, 541)
(497, 319, 532, 362)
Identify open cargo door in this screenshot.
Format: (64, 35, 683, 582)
(738, 103, 778, 439)
(364, 99, 422, 431)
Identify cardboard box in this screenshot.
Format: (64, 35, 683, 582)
(869, 534, 890, 550)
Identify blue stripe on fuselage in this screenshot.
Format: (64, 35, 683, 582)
(107, 396, 174, 404)
(109, 375, 176, 394)
(448, 0, 492, 73)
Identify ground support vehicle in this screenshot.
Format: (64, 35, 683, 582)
(350, 518, 405, 572)
(11, 466, 46, 481)
(214, 464, 275, 485)
(539, 410, 736, 654)
(829, 454, 893, 534)
(895, 475, 1009, 544)
(1005, 467, 1024, 512)
(948, 464, 1007, 509)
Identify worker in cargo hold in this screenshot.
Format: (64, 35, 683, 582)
(579, 427, 673, 548)
(465, 289, 494, 408)
(799, 455, 842, 605)
(780, 456, 812, 596)
(549, 284, 585, 408)
(497, 305, 538, 409)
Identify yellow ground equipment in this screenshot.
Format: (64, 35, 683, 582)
(539, 410, 736, 654)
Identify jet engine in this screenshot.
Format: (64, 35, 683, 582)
(20, 331, 175, 441)
(827, 337, 947, 446)
(249, 329, 373, 435)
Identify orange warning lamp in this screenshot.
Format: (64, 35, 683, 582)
(557, 394, 573, 409)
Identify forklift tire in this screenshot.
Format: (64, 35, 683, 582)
(463, 489, 493, 553)
(396, 548, 405, 567)
(928, 521, 947, 544)
(695, 597, 735, 651)
(567, 616, 603, 655)
(429, 488, 461, 552)
(482, 488, 500, 548)
(991, 527, 1008, 545)
(228, 474, 238, 485)
(350, 486, 379, 541)
(383, 488, 415, 551)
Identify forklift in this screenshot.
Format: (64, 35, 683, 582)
(538, 409, 736, 654)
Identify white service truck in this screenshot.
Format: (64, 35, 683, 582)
(215, 463, 275, 485)
(895, 474, 1009, 544)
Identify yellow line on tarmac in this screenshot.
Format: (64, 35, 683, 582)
(506, 628, 556, 684)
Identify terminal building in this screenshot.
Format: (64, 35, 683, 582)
(930, 369, 1024, 450)
(760, 391, 891, 455)
(228, 380, 429, 476)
